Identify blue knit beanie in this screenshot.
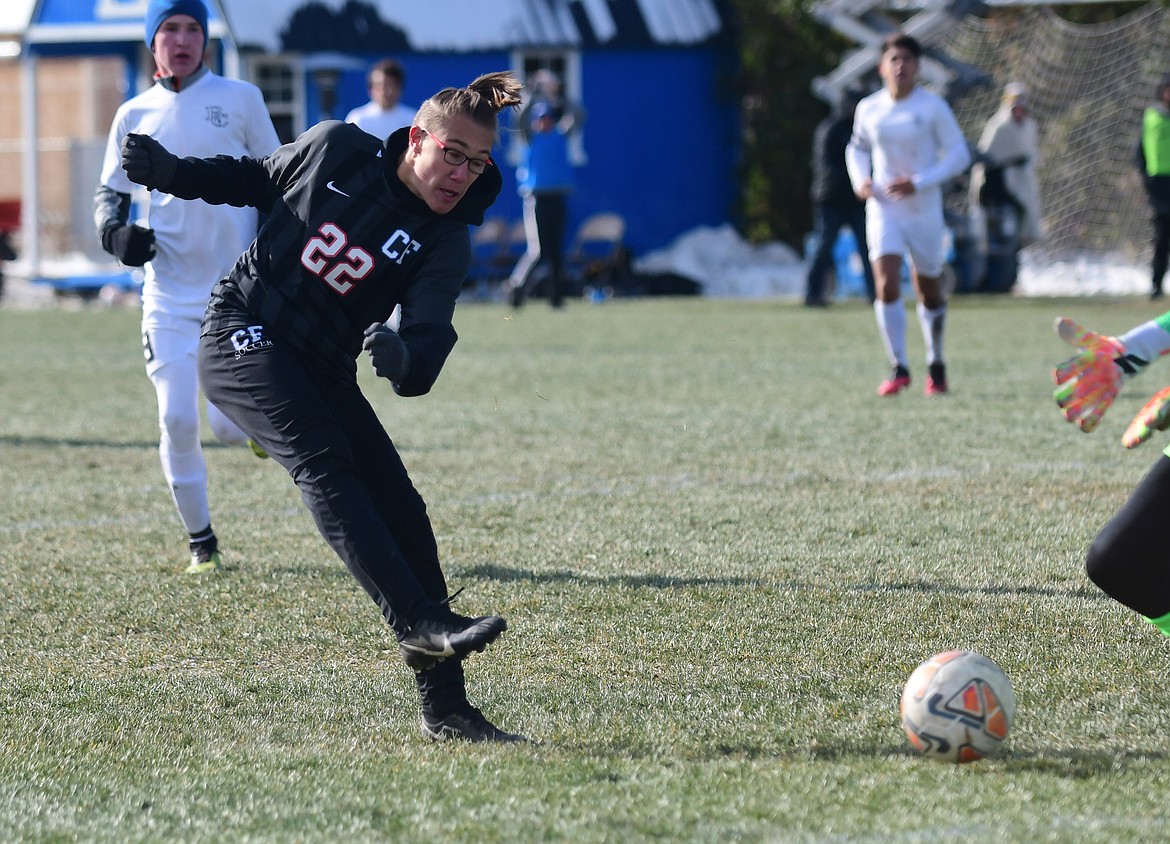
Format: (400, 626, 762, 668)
(145, 0, 209, 49)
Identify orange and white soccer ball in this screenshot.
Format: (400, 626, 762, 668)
(900, 650, 1015, 763)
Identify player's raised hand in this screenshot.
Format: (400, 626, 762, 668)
(121, 133, 178, 191)
(1052, 316, 1130, 433)
(1122, 386, 1170, 448)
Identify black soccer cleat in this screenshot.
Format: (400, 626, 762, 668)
(398, 613, 507, 673)
(421, 705, 527, 743)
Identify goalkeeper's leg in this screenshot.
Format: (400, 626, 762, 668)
(1085, 455, 1170, 633)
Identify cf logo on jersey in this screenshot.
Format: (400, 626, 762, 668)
(382, 229, 421, 264)
(230, 325, 273, 358)
(231, 325, 265, 351)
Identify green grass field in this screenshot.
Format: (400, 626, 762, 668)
(4, 294, 1170, 842)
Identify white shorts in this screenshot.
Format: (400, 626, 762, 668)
(142, 309, 201, 378)
(866, 202, 946, 278)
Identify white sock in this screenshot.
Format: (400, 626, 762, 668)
(917, 302, 947, 366)
(874, 299, 908, 369)
(207, 401, 249, 446)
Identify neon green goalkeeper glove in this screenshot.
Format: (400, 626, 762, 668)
(1052, 317, 1132, 433)
(1122, 386, 1170, 448)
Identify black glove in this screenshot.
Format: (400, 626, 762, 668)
(362, 323, 411, 381)
(103, 223, 156, 266)
(121, 133, 178, 191)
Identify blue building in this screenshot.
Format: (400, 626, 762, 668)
(17, 0, 739, 277)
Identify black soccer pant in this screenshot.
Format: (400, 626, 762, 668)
(1085, 454, 1170, 619)
(513, 192, 568, 303)
(805, 199, 875, 303)
(1152, 212, 1170, 295)
(198, 325, 449, 637)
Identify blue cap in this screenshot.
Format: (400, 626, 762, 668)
(530, 102, 554, 123)
(145, 0, 209, 49)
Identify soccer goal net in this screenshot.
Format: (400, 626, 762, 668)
(932, 3, 1170, 285)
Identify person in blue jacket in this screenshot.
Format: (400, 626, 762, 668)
(506, 102, 576, 308)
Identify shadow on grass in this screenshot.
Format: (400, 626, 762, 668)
(0, 436, 286, 451)
(994, 748, 1170, 776)
(0, 434, 157, 449)
(462, 562, 758, 590)
(879, 744, 1170, 777)
(804, 744, 1170, 777)
(581, 741, 1170, 773)
(851, 578, 1108, 602)
(460, 564, 1105, 600)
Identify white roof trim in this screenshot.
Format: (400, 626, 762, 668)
(26, 20, 230, 45)
(578, 0, 618, 43)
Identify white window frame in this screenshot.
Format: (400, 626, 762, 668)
(243, 54, 305, 143)
(510, 49, 586, 166)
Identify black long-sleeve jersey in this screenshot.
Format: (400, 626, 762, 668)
(173, 121, 501, 395)
(810, 113, 858, 207)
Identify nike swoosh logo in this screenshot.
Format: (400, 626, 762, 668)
(326, 180, 350, 197)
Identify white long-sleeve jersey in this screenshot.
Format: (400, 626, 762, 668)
(846, 86, 970, 220)
(344, 101, 418, 140)
(99, 71, 281, 321)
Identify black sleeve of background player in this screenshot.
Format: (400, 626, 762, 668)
(166, 155, 280, 213)
(93, 185, 130, 243)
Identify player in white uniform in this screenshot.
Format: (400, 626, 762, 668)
(344, 58, 418, 140)
(94, 0, 281, 573)
(846, 33, 970, 396)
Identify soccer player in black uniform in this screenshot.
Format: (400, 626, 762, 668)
(120, 71, 525, 742)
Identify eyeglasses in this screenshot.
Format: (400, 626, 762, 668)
(426, 131, 492, 175)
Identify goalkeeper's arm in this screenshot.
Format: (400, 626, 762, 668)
(1116, 312, 1170, 375)
(1116, 312, 1170, 447)
(1055, 311, 1170, 440)
(1053, 313, 1170, 434)
(1056, 312, 1170, 386)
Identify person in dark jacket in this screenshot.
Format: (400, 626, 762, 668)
(120, 72, 527, 743)
(804, 88, 875, 307)
(1138, 75, 1170, 300)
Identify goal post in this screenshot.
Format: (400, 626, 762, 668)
(935, 4, 1170, 273)
(815, 1, 1170, 291)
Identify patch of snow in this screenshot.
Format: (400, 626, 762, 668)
(633, 223, 1151, 300)
(633, 224, 806, 298)
(2, 226, 1155, 310)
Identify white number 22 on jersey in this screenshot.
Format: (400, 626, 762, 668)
(300, 222, 375, 295)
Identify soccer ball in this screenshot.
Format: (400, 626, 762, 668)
(900, 650, 1015, 763)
